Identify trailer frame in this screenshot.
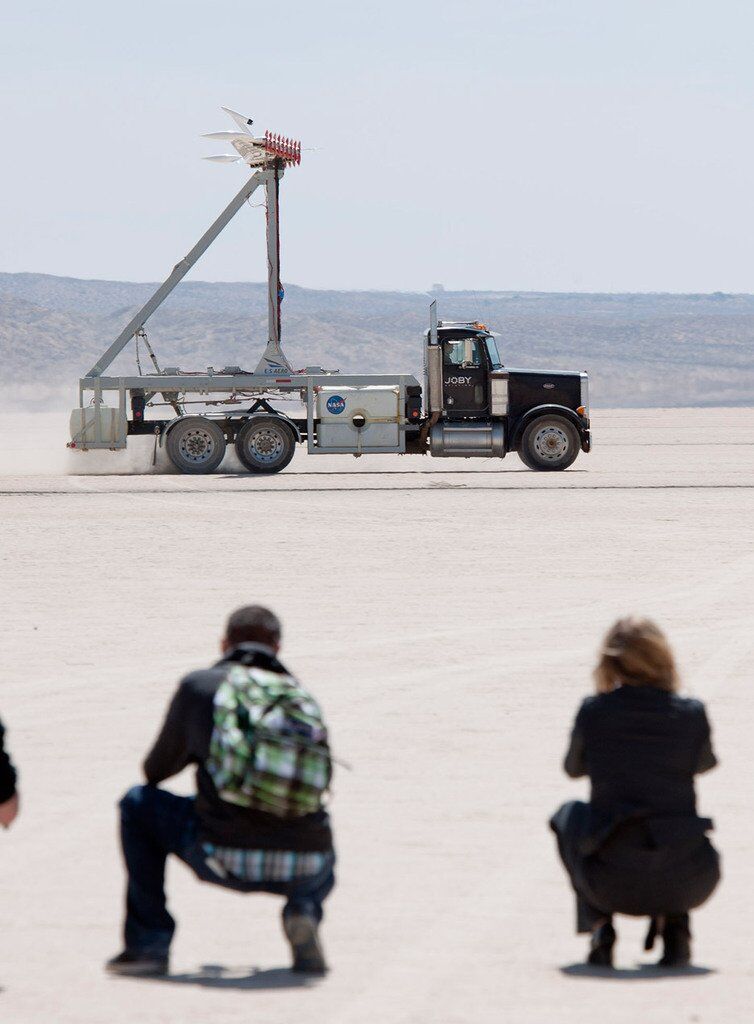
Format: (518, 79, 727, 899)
(76, 372, 420, 455)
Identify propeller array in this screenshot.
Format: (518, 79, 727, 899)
(202, 107, 302, 168)
(263, 131, 301, 166)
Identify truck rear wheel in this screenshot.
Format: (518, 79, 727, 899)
(234, 417, 296, 474)
(518, 415, 579, 471)
(165, 417, 226, 474)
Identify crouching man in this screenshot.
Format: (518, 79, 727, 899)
(107, 605, 335, 977)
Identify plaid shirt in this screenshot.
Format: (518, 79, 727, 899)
(202, 842, 330, 882)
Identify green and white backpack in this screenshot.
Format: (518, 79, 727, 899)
(206, 664, 331, 819)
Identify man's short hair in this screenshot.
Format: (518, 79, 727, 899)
(225, 605, 282, 648)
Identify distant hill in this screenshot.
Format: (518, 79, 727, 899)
(1, 272, 752, 407)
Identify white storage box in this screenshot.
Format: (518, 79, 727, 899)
(69, 406, 127, 447)
(316, 386, 402, 452)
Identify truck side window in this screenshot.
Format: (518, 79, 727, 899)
(443, 338, 484, 369)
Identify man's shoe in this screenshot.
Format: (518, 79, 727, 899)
(658, 914, 692, 968)
(587, 920, 616, 967)
(283, 914, 328, 974)
(105, 950, 169, 977)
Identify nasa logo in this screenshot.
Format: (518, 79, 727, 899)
(326, 394, 347, 415)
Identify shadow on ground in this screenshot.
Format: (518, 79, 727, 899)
(561, 963, 715, 980)
(142, 963, 320, 990)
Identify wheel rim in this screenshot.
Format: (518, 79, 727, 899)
(178, 427, 218, 465)
(246, 426, 286, 465)
(533, 424, 570, 462)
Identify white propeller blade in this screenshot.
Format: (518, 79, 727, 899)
(203, 154, 241, 163)
(202, 131, 250, 142)
(222, 106, 254, 133)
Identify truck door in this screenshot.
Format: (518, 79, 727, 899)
(442, 337, 489, 416)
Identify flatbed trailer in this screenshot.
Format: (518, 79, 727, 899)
(70, 111, 590, 474)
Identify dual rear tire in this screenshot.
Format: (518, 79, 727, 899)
(234, 418, 296, 474)
(164, 415, 296, 475)
(165, 417, 226, 474)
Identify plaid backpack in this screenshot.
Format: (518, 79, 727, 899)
(206, 664, 331, 819)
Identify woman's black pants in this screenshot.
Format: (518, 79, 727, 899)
(551, 801, 720, 933)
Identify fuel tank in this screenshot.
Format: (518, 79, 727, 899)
(430, 420, 505, 458)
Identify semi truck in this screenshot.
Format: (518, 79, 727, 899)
(69, 113, 590, 474)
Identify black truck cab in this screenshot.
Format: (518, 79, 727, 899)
(416, 316, 591, 471)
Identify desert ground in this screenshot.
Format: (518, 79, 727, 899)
(0, 406, 752, 1023)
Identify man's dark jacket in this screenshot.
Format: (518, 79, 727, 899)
(551, 686, 720, 923)
(0, 717, 17, 804)
(144, 643, 333, 852)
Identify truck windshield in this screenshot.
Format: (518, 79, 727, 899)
(485, 337, 502, 369)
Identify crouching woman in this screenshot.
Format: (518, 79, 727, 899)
(550, 617, 720, 968)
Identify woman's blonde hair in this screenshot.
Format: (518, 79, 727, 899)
(594, 617, 679, 693)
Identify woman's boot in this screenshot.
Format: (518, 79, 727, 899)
(658, 913, 691, 967)
(587, 919, 616, 967)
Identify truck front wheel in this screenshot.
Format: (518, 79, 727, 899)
(518, 415, 580, 471)
(234, 418, 296, 474)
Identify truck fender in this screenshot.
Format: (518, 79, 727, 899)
(234, 411, 301, 444)
(509, 404, 587, 451)
(159, 411, 301, 448)
(159, 413, 210, 448)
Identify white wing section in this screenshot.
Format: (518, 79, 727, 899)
(202, 131, 248, 141)
(229, 135, 268, 165)
(201, 131, 268, 166)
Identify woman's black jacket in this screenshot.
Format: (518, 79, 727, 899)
(564, 685, 716, 817)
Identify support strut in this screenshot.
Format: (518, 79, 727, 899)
(255, 163, 291, 374)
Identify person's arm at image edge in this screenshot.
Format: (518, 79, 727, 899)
(142, 681, 193, 785)
(0, 720, 19, 829)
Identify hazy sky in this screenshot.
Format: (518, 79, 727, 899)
(1, 0, 752, 292)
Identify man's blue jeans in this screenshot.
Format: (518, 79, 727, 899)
(119, 784, 336, 956)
